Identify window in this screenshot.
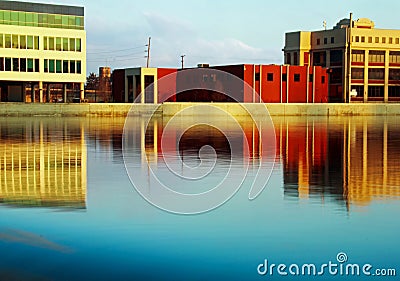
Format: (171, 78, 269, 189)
(255, 73, 260, 81)
(34, 59, 39, 72)
(34, 36, 39, 50)
(309, 74, 313, 82)
(56, 37, 61, 51)
(330, 50, 343, 65)
(5, 34, 11, 48)
(351, 68, 364, 79)
(76, 38, 81, 52)
(355, 36, 360, 42)
(49, 37, 54, 50)
(389, 51, 400, 63)
(12, 58, 19, 71)
(20, 35, 26, 49)
(5, 58, 11, 71)
(382, 37, 386, 43)
(43, 36, 48, 50)
(12, 34, 18, 48)
(368, 37, 373, 43)
(293, 52, 298, 65)
(369, 51, 385, 63)
(375, 37, 379, 43)
(63, 38, 68, 51)
(20, 58, 26, 72)
(0, 34, 3, 48)
(389, 69, 400, 81)
(63, 60, 69, 73)
(267, 73, 274, 81)
(44, 59, 48, 72)
(317, 38, 320, 45)
(389, 37, 393, 44)
(389, 86, 400, 97)
(324, 38, 328, 45)
(55, 15, 62, 28)
(77, 61, 81, 74)
(49, 59, 55, 73)
(70, 60, 75, 73)
(56, 60, 62, 73)
(282, 73, 287, 82)
(321, 76, 326, 84)
(286, 53, 291, 64)
(361, 36, 365, 43)
(294, 74, 301, 82)
(27, 36, 33, 49)
(27, 58, 33, 72)
(368, 86, 384, 97)
(0, 57, 4, 71)
(368, 68, 385, 80)
(352, 50, 364, 62)
(331, 37, 335, 44)
(69, 38, 75, 51)
(397, 38, 400, 44)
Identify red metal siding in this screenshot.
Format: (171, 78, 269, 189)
(261, 65, 282, 103)
(157, 68, 177, 102)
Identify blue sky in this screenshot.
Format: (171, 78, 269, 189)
(28, 0, 400, 73)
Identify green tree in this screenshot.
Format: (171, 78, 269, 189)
(86, 72, 99, 90)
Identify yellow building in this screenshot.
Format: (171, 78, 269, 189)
(0, 0, 86, 102)
(284, 15, 400, 103)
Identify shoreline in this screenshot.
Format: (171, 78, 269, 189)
(0, 102, 400, 117)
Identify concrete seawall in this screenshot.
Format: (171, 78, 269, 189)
(1, 102, 400, 117)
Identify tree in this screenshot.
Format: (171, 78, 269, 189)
(86, 72, 99, 90)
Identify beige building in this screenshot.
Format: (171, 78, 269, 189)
(284, 15, 400, 103)
(0, 0, 86, 102)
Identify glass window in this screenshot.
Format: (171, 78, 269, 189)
(26, 13, 33, 26)
(70, 60, 75, 73)
(355, 36, 360, 42)
(5, 34, 11, 48)
(76, 17, 83, 28)
(27, 58, 34, 72)
(351, 68, 364, 79)
(0, 34, 3, 48)
(11, 11, 18, 24)
(20, 35, 26, 49)
(69, 16, 75, 27)
(368, 37, 373, 43)
(55, 15, 62, 28)
(76, 38, 81, 52)
(294, 74, 301, 82)
(397, 38, 400, 45)
(69, 38, 75, 51)
(49, 59, 55, 73)
(35, 59, 39, 72)
(63, 60, 69, 73)
(56, 60, 62, 73)
(5, 57, 11, 71)
(62, 15, 68, 27)
(27, 36, 33, 49)
(33, 14, 38, 27)
(267, 73, 274, 81)
(63, 38, 68, 51)
(3, 11, 10, 24)
(48, 14, 55, 27)
(44, 59, 48, 72)
(352, 50, 365, 62)
(369, 51, 385, 63)
(77, 60, 81, 74)
(368, 68, 385, 80)
(361, 36, 365, 43)
(389, 37, 393, 44)
(12, 58, 19, 71)
(49, 37, 54, 50)
(44, 36, 48, 50)
(18, 12, 26, 25)
(34, 36, 39, 50)
(382, 37, 386, 43)
(20, 58, 26, 72)
(42, 14, 48, 25)
(375, 37, 379, 43)
(12, 34, 18, 48)
(56, 37, 61, 51)
(0, 11, 3, 23)
(0, 57, 4, 71)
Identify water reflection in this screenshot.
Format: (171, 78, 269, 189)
(0, 118, 87, 209)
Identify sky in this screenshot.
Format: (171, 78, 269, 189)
(26, 0, 400, 74)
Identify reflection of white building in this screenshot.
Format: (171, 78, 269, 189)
(0, 121, 87, 209)
(0, 0, 86, 102)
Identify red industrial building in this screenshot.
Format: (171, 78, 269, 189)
(111, 64, 328, 103)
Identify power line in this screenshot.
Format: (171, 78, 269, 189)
(87, 45, 146, 55)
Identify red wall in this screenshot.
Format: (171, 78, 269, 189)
(111, 69, 125, 103)
(157, 68, 178, 103)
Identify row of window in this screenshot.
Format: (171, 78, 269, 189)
(353, 36, 400, 45)
(0, 10, 84, 30)
(258, 73, 325, 83)
(316, 37, 335, 46)
(351, 50, 400, 64)
(44, 59, 82, 74)
(0, 33, 39, 49)
(43, 36, 82, 52)
(352, 86, 400, 98)
(0, 57, 39, 72)
(0, 57, 82, 74)
(351, 68, 400, 80)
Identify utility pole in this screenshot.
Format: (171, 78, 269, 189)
(146, 37, 151, 68)
(181, 55, 186, 69)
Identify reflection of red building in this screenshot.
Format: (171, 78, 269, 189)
(112, 64, 328, 103)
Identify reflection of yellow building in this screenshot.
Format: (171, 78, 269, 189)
(0, 121, 87, 209)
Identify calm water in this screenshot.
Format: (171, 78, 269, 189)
(0, 115, 399, 281)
